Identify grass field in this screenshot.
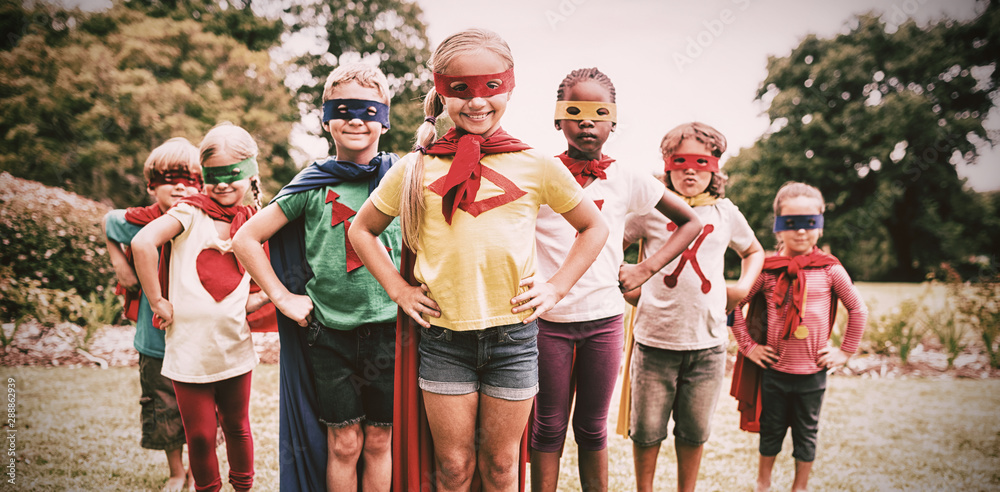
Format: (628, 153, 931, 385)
(4, 364, 999, 491)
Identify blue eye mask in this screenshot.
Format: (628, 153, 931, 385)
(322, 98, 390, 129)
(773, 214, 824, 232)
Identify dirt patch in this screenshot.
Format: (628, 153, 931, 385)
(0, 322, 279, 368)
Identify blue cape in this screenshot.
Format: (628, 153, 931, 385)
(268, 152, 397, 491)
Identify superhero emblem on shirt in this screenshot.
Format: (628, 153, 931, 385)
(326, 190, 390, 272)
(427, 167, 527, 218)
(197, 248, 244, 302)
(663, 223, 714, 294)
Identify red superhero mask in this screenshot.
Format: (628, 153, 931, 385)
(664, 153, 720, 173)
(148, 169, 203, 190)
(433, 68, 516, 99)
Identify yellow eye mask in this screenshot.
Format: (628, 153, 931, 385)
(554, 101, 617, 123)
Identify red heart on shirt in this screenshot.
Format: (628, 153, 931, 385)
(196, 249, 244, 302)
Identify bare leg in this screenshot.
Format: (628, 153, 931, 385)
(530, 448, 561, 492)
(632, 442, 661, 492)
(326, 423, 364, 492)
(423, 391, 479, 492)
(361, 425, 393, 492)
(675, 442, 704, 492)
(162, 447, 186, 492)
(791, 459, 813, 492)
(478, 394, 534, 492)
(578, 448, 608, 492)
(757, 454, 777, 492)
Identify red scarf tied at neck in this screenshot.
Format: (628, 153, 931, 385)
(556, 152, 614, 187)
(762, 247, 841, 340)
(424, 127, 531, 224)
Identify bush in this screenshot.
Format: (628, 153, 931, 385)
(0, 172, 114, 324)
(924, 302, 967, 369)
(863, 298, 924, 364)
(941, 265, 1000, 369)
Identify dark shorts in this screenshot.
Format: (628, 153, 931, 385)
(138, 354, 186, 450)
(418, 321, 539, 401)
(305, 320, 396, 427)
(759, 369, 827, 462)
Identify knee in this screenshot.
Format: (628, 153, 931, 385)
(328, 426, 364, 462)
(435, 450, 476, 488)
(478, 450, 518, 487)
(362, 426, 392, 456)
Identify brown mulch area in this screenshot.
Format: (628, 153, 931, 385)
(2, 322, 999, 379)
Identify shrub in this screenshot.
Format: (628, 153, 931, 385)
(945, 268, 1000, 369)
(0, 172, 115, 324)
(863, 298, 924, 364)
(924, 302, 967, 369)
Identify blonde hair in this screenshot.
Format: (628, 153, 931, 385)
(401, 28, 514, 250)
(142, 137, 201, 184)
(773, 181, 826, 252)
(200, 122, 263, 210)
(660, 122, 729, 197)
(322, 62, 392, 105)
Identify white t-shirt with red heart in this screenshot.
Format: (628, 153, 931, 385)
(161, 202, 258, 383)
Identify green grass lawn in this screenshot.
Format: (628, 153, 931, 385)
(4, 364, 999, 491)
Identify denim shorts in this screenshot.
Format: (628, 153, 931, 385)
(305, 320, 395, 427)
(418, 321, 539, 401)
(629, 343, 727, 446)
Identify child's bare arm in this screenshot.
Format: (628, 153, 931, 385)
(103, 213, 139, 292)
(232, 204, 313, 326)
(726, 237, 764, 312)
(513, 198, 608, 323)
(619, 190, 701, 292)
(349, 199, 440, 328)
(131, 215, 183, 329)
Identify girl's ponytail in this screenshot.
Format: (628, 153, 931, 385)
(249, 175, 263, 210)
(400, 88, 444, 251)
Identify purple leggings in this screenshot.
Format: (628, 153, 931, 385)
(530, 314, 623, 452)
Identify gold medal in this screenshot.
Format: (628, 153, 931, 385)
(794, 325, 809, 339)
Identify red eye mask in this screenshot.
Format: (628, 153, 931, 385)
(148, 170, 203, 190)
(433, 68, 516, 99)
(664, 153, 720, 173)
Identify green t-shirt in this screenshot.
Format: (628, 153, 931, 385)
(105, 209, 165, 358)
(276, 182, 401, 330)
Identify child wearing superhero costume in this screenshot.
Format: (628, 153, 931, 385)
(103, 137, 202, 492)
(530, 68, 701, 492)
(730, 181, 867, 492)
(620, 122, 764, 492)
(233, 62, 400, 492)
(350, 28, 609, 492)
(132, 123, 270, 492)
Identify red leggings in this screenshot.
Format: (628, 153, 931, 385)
(172, 372, 254, 492)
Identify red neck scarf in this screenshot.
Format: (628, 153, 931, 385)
(124, 203, 164, 226)
(177, 194, 256, 238)
(763, 247, 841, 339)
(424, 127, 531, 224)
(556, 152, 614, 187)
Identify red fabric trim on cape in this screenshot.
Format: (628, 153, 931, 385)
(556, 152, 614, 187)
(763, 247, 841, 340)
(392, 244, 529, 491)
(424, 127, 531, 224)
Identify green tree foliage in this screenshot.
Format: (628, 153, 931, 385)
(0, 0, 297, 208)
(725, 3, 999, 281)
(283, 0, 433, 155)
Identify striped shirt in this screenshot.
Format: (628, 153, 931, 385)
(731, 264, 867, 374)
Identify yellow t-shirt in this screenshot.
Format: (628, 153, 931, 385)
(371, 148, 583, 331)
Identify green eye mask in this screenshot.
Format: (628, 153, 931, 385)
(203, 157, 258, 185)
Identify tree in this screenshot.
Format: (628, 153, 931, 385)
(0, 0, 298, 208)
(282, 0, 433, 156)
(725, 2, 1000, 281)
